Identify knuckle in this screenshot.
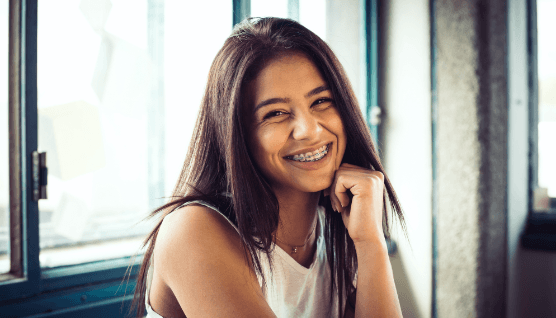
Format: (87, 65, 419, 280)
(371, 171, 384, 181)
(336, 174, 346, 183)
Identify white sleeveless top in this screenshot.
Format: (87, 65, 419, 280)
(145, 200, 342, 318)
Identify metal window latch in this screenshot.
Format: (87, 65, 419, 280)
(32, 151, 47, 201)
(369, 105, 382, 126)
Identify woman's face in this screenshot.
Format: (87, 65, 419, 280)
(246, 52, 347, 194)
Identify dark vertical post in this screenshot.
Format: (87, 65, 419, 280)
(430, 0, 438, 316)
(21, 0, 40, 285)
(527, 0, 538, 213)
(147, 0, 165, 210)
(434, 0, 508, 316)
(8, 0, 22, 278)
(366, 0, 380, 146)
(233, 0, 250, 26)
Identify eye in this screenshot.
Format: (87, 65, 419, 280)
(312, 97, 334, 109)
(263, 110, 288, 120)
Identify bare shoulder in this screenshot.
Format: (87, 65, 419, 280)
(153, 203, 275, 317)
(157, 203, 241, 251)
(154, 203, 244, 281)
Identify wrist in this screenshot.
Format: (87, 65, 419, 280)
(353, 236, 388, 255)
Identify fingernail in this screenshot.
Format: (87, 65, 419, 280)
(333, 203, 338, 212)
(340, 202, 345, 208)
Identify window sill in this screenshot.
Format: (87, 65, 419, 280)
(0, 278, 137, 317)
(0, 256, 141, 303)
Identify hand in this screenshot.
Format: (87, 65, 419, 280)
(324, 163, 385, 245)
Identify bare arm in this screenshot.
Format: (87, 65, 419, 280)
(328, 163, 403, 318)
(342, 240, 400, 318)
(154, 205, 276, 317)
(353, 240, 401, 317)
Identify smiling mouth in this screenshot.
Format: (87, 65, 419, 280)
(285, 143, 331, 162)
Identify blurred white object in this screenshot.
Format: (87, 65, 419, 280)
(538, 122, 556, 197)
(53, 193, 94, 241)
(39, 101, 105, 180)
(79, 0, 112, 32)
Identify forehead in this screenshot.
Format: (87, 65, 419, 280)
(247, 53, 327, 104)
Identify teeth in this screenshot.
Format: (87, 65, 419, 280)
(290, 144, 329, 162)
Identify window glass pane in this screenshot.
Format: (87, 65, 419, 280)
(250, 0, 327, 41)
(299, 0, 326, 41)
(37, 0, 231, 268)
(0, 2, 8, 274)
(164, 0, 232, 192)
(251, 0, 289, 19)
(535, 0, 556, 212)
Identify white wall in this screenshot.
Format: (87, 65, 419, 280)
(381, 0, 432, 317)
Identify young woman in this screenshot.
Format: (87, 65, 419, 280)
(132, 17, 405, 318)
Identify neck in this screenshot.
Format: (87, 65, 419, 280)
(273, 187, 320, 246)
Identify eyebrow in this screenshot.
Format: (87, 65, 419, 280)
(253, 85, 330, 112)
(305, 85, 329, 98)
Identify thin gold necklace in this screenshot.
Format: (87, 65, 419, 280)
(274, 218, 318, 254)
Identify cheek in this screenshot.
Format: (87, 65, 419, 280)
(324, 112, 346, 139)
(251, 126, 288, 161)
(328, 114, 346, 160)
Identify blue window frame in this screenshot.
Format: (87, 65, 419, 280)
(1, 1, 163, 316)
(0, 0, 380, 316)
(366, 0, 380, 144)
(1, 2, 141, 316)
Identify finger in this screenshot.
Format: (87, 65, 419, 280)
(329, 175, 342, 212)
(329, 186, 341, 212)
(337, 165, 371, 176)
(340, 163, 369, 171)
(340, 162, 360, 169)
(323, 187, 330, 197)
(336, 191, 350, 210)
(340, 163, 382, 175)
(333, 175, 352, 209)
(330, 195, 340, 213)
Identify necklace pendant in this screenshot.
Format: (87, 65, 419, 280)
(292, 247, 297, 254)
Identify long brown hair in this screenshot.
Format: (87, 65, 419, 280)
(130, 17, 405, 317)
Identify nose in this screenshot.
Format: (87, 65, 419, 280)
(291, 111, 322, 141)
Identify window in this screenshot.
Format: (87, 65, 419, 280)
(532, 0, 556, 214)
(1, 0, 232, 315)
(36, 0, 156, 269)
(521, 0, 556, 251)
(1, 1, 9, 275)
(0, 0, 376, 316)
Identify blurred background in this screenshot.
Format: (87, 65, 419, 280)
(0, 0, 554, 317)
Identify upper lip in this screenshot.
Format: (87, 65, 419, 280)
(283, 142, 331, 158)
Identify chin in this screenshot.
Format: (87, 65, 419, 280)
(293, 177, 334, 194)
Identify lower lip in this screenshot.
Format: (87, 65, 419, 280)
(285, 144, 332, 170)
